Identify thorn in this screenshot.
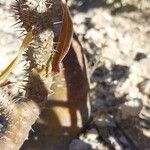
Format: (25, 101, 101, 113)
(18, 33, 26, 38)
(20, 23, 26, 29)
(14, 0, 18, 2)
(14, 12, 20, 15)
(19, 29, 26, 35)
(12, 20, 23, 27)
(11, 5, 20, 10)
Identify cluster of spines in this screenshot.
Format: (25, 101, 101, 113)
(11, 0, 63, 36)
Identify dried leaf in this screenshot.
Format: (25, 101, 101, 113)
(51, 1, 73, 73)
(0, 31, 32, 81)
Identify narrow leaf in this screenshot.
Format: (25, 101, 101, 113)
(0, 31, 32, 81)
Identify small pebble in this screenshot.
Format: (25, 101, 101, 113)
(134, 52, 146, 61)
(131, 58, 150, 79)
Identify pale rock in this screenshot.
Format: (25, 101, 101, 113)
(115, 73, 143, 98)
(109, 136, 122, 150)
(86, 129, 98, 141)
(73, 14, 86, 25)
(85, 28, 103, 43)
(131, 58, 150, 79)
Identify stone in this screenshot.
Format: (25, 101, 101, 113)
(86, 128, 98, 141)
(131, 58, 150, 79)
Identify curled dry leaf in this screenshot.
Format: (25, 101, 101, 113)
(51, 0, 73, 73)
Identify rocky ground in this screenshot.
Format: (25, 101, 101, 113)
(68, 0, 150, 149)
(0, 0, 150, 150)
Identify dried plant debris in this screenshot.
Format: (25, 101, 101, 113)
(12, 0, 73, 74)
(0, 31, 32, 81)
(0, 0, 73, 83)
(51, 1, 73, 73)
(0, 0, 73, 149)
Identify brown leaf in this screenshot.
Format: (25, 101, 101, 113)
(51, 0, 73, 73)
